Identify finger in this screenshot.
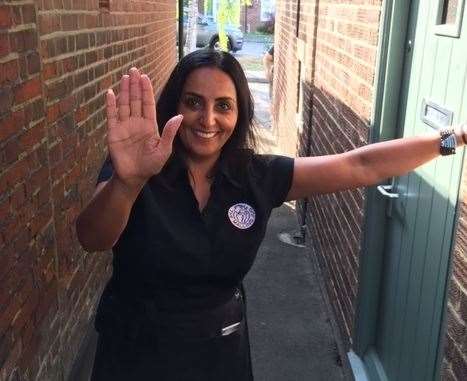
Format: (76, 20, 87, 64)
(159, 115, 183, 151)
(106, 89, 118, 129)
(141, 74, 156, 122)
(118, 75, 130, 121)
(129, 67, 142, 118)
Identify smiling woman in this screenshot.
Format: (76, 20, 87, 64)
(75, 48, 467, 380)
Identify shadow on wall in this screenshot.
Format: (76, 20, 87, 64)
(295, 81, 371, 349)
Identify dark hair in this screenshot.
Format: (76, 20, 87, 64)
(156, 49, 256, 162)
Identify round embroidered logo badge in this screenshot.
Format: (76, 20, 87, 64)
(228, 203, 256, 230)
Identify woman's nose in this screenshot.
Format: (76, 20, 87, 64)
(201, 108, 216, 128)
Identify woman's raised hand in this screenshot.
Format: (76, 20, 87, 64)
(105, 67, 183, 190)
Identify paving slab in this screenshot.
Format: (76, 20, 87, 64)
(244, 205, 349, 381)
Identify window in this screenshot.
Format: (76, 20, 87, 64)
(435, 0, 465, 37)
(441, 0, 459, 24)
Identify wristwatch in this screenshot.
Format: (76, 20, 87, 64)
(439, 128, 456, 156)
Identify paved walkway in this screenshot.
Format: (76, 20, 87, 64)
(245, 205, 348, 381)
(244, 69, 351, 381)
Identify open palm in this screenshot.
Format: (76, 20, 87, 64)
(106, 67, 183, 189)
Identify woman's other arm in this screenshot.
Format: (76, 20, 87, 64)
(287, 127, 466, 200)
(76, 177, 144, 251)
(75, 67, 182, 252)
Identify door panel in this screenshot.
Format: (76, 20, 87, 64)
(368, 0, 467, 380)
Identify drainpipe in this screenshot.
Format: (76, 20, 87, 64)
(178, 0, 184, 60)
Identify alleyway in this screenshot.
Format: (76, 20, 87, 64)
(237, 43, 350, 381)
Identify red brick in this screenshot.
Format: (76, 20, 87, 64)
(11, 5, 21, 26)
(0, 332, 22, 379)
(12, 228, 32, 255)
(0, 196, 9, 222)
(27, 51, 41, 74)
(42, 62, 58, 80)
(18, 121, 46, 150)
(17, 325, 40, 372)
(38, 13, 61, 35)
(61, 13, 78, 31)
(46, 102, 60, 124)
(14, 77, 42, 104)
(0, 156, 29, 194)
(58, 95, 75, 116)
(34, 280, 58, 326)
(46, 78, 72, 100)
(4, 137, 21, 164)
(34, 183, 51, 209)
(0, 5, 12, 29)
(9, 29, 38, 53)
(74, 105, 88, 123)
(9, 183, 27, 211)
(62, 56, 77, 73)
(28, 202, 53, 238)
(0, 86, 14, 115)
(22, 4, 36, 24)
(0, 110, 25, 141)
(0, 269, 32, 331)
(0, 59, 19, 85)
(11, 275, 35, 329)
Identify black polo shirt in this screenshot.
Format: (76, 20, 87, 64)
(95, 151, 294, 314)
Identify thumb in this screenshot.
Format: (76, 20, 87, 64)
(159, 114, 183, 150)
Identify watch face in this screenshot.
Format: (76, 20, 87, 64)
(440, 133, 456, 155)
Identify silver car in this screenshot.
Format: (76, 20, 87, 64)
(183, 15, 244, 52)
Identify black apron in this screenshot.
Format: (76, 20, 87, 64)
(90, 285, 254, 381)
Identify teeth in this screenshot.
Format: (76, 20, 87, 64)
(193, 130, 217, 138)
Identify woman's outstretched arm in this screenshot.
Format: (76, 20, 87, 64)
(287, 126, 466, 200)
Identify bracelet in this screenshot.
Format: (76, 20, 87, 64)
(461, 123, 467, 145)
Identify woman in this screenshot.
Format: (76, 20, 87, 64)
(76, 49, 466, 380)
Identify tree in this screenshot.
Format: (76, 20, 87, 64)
(217, 0, 251, 51)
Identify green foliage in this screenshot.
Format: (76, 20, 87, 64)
(217, 0, 251, 51)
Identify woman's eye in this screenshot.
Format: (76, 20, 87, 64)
(217, 102, 231, 111)
(185, 97, 201, 109)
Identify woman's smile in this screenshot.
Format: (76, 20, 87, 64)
(192, 129, 221, 139)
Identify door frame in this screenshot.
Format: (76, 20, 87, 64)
(351, 1, 465, 380)
(352, 0, 412, 358)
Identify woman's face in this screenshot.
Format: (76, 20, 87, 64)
(177, 67, 238, 162)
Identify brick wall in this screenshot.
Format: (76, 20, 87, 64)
(442, 171, 467, 380)
(0, 1, 176, 380)
(274, 0, 382, 346)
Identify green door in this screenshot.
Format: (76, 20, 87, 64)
(365, 1, 467, 380)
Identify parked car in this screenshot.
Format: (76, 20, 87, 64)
(182, 15, 244, 52)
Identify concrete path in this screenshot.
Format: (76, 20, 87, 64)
(244, 205, 348, 381)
